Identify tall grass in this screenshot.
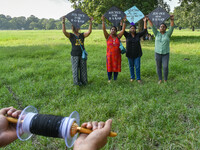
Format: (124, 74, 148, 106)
(0, 29, 200, 149)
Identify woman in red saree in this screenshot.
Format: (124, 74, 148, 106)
(101, 15, 126, 82)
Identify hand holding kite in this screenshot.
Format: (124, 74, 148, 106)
(170, 15, 174, 20)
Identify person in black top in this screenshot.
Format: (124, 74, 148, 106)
(62, 17, 93, 85)
(124, 17, 147, 83)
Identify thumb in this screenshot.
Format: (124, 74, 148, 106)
(102, 119, 112, 135)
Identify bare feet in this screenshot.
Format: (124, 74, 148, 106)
(158, 80, 162, 84)
(130, 79, 134, 82)
(108, 80, 111, 83)
(137, 80, 142, 83)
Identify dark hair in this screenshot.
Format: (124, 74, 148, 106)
(110, 26, 117, 32)
(72, 25, 79, 33)
(130, 25, 137, 29)
(160, 23, 167, 28)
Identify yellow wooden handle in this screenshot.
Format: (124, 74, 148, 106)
(6, 117, 18, 124)
(78, 127, 117, 137)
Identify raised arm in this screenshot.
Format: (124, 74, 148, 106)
(62, 17, 70, 38)
(101, 15, 109, 40)
(84, 17, 93, 38)
(138, 17, 148, 37)
(170, 15, 174, 27)
(147, 16, 153, 27)
(144, 17, 147, 29)
(167, 15, 175, 37)
(117, 16, 126, 39)
(147, 16, 158, 36)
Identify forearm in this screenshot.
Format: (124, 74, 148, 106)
(118, 22, 126, 38)
(102, 21, 106, 32)
(88, 21, 92, 33)
(84, 21, 92, 37)
(62, 21, 70, 38)
(62, 23, 66, 33)
(170, 20, 174, 27)
(102, 21, 108, 39)
(148, 19, 153, 27)
(144, 20, 147, 29)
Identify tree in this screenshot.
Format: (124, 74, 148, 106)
(26, 15, 39, 29)
(174, 2, 200, 31)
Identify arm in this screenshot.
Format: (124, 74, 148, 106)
(167, 15, 175, 37)
(0, 107, 21, 147)
(148, 17, 153, 27)
(147, 17, 158, 36)
(139, 17, 148, 37)
(170, 15, 174, 27)
(62, 17, 70, 38)
(101, 15, 109, 39)
(73, 119, 112, 150)
(84, 17, 93, 38)
(144, 17, 147, 29)
(117, 16, 126, 39)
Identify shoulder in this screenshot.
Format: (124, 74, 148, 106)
(80, 33, 84, 37)
(124, 31, 129, 36)
(69, 33, 74, 37)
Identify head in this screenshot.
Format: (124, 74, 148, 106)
(159, 23, 167, 33)
(129, 25, 137, 34)
(72, 25, 79, 33)
(110, 26, 117, 35)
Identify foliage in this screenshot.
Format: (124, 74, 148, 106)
(0, 29, 200, 149)
(0, 14, 72, 30)
(174, 2, 200, 30)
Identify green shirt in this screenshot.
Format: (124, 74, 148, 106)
(152, 25, 174, 54)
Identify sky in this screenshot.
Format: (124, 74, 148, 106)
(0, 0, 180, 19)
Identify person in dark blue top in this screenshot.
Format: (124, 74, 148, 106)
(124, 17, 147, 83)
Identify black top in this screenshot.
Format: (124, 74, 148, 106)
(69, 33, 85, 56)
(124, 29, 147, 58)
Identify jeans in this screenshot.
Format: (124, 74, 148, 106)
(128, 57, 141, 80)
(155, 53, 169, 81)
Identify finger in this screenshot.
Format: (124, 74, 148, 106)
(98, 121, 105, 129)
(7, 108, 17, 116)
(12, 110, 21, 118)
(0, 107, 13, 115)
(102, 119, 112, 135)
(86, 122, 92, 129)
(81, 122, 88, 128)
(92, 121, 98, 130)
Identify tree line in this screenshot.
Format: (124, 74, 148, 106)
(0, 14, 74, 30)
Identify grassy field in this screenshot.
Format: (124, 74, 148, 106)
(0, 29, 200, 150)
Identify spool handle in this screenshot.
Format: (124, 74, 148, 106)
(77, 127, 117, 137)
(6, 117, 18, 124)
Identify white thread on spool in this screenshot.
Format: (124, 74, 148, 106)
(60, 117, 69, 138)
(22, 113, 37, 133)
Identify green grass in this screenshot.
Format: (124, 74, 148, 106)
(0, 29, 200, 149)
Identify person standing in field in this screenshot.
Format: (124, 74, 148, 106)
(62, 17, 93, 86)
(148, 15, 174, 84)
(123, 17, 147, 83)
(101, 15, 126, 83)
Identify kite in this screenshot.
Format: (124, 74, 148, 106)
(65, 9, 90, 29)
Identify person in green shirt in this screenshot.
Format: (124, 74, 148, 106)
(148, 15, 174, 84)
